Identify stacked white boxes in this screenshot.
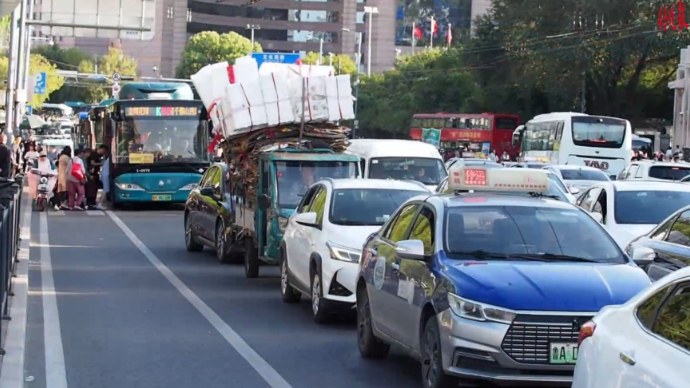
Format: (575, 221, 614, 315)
(191, 56, 355, 139)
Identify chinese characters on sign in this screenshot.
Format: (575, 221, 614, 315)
(447, 131, 483, 140)
(263, 54, 287, 63)
(125, 106, 199, 116)
(658, 1, 689, 31)
(464, 169, 487, 186)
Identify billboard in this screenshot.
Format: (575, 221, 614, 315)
(35, 0, 156, 40)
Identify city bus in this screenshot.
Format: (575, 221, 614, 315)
(77, 103, 112, 149)
(409, 113, 520, 156)
(106, 99, 210, 206)
(513, 112, 632, 179)
(119, 82, 194, 100)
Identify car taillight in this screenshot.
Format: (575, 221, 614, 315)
(577, 321, 596, 346)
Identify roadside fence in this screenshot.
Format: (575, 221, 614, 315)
(0, 173, 25, 356)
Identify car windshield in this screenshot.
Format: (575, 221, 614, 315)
(572, 117, 627, 148)
(276, 161, 357, 209)
(329, 189, 424, 226)
(648, 166, 690, 181)
(444, 206, 624, 262)
(369, 157, 447, 185)
(615, 191, 690, 224)
(560, 169, 609, 181)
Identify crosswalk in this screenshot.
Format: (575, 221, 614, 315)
(47, 210, 105, 216)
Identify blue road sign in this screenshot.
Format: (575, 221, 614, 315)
(34, 72, 47, 94)
(26, 105, 32, 115)
(252, 52, 300, 68)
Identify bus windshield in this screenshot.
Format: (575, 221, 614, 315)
(115, 117, 209, 164)
(572, 117, 626, 148)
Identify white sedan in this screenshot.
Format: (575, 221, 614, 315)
(576, 181, 690, 248)
(573, 266, 690, 388)
(542, 165, 610, 194)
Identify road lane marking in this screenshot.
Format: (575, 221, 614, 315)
(106, 210, 292, 388)
(0, 192, 32, 388)
(106, 211, 293, 388)
(85, 211, 104, 216)
(40, 212, 69, 388)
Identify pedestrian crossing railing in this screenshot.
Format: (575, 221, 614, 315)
(0, 173, 24, 356)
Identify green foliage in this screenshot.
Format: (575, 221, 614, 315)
(0, 53, 64, 106)
(301, 52, 357, 77)
(357, 49, 484, 138)
(176, 31, 262, 78)
(33, 45, 94, 103)
(86, 48, 138, 102)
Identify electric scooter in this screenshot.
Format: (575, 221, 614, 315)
(30, 169, 57, 212)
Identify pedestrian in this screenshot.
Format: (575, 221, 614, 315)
(24, 143, 39, 172)
(66, 148, 86, 210)
(83, 148, 102, 209)
(98, 145, 110, 204)
(57, 146, 72, 210)
(488, 149, 497, 162)
(0, 134, 14, 179)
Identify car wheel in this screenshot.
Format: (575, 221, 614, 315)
(215, 219, 231, 263)
(184, 214, 203, 252)
(421, 316, 456, 388)
(310, 270, 330, 324)
(244, 237, 260, 278)
(356, 286, 389, 358)
(280, 253, 301, 303)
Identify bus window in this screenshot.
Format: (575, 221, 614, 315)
(495, 117, 518, 130)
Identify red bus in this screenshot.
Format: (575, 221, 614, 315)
(409, 113, 520, 157)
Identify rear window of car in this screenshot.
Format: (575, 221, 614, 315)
(561, 169, 609, 181)
(649, 166, 690, 181)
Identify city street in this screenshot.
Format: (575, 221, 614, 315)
(21, 207, 429, 388)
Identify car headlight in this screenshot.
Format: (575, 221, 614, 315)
(278, 217, 288, 232)
(326, 241, 362, 263)
(179, 183, 198, 191)
(115, 183, 145, 191)
(447, 293, 516, 324)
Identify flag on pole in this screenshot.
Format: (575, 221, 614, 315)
(413, 24, 423, 39)
(430, 17, 438, 35)
(446, 23, 452, 45)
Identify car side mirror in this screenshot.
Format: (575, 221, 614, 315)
(589, 212, 603, 224)
(200, 187, 214, 197)
(631, 246, 656, 267)
(569, 187, 580, 195)
(395, 240, 426, 261)
(257, 193, 270, 210)
(295, 212, 317, 227)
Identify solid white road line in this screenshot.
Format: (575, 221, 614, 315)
(0, 193, 32, 388)
(106, 211, 294, 388)
(40, 212, 69, 388)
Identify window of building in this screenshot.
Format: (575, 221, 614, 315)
(167, 6, 174, 19)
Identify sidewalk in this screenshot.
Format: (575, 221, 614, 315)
(0, 191, 32, 388)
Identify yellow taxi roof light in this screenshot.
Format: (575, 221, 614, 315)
(447, 165, 550, 194)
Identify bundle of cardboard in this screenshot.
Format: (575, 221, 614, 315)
(192, 56, 355, 140)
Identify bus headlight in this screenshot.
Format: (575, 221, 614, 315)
(115, 183, 145, 191)
(179, 183, 198, 191)
(447, 294, 516, 324)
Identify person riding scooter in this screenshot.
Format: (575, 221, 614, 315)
(28, 151, 57, 211)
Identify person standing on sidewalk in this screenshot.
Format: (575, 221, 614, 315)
(0, 134, 12, 178)
(57, 146, 72, 210)
(66, 148, 86, 210)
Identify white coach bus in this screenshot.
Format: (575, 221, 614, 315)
(513, 112, 632, 179)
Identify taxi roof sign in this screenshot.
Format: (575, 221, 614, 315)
(447, 165, 549, 193)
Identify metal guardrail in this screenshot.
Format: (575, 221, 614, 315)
(0, 173, 24, 356)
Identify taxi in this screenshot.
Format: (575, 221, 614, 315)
(355, 165, 651, 387)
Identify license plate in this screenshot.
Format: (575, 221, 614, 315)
(549, 342, 578, 364)
(152, 195, 172, 201)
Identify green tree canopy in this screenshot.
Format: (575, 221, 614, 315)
(301, 52, 357, 77)
(33, 45, 94, 103)
(357, 49, 484, 138)
(176, 31, 262, 78)
(0, 53, 64, 106)
(84, 48, 138, 102)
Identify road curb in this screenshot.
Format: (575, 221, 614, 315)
(0, 191, 32, 388)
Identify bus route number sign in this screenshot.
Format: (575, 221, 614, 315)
(125, 106, 198, 117)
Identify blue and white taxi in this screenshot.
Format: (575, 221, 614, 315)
(355, 165, 651, 387)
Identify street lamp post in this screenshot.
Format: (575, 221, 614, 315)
(363, 6, 378, 77)
(246, 24, 260, 50)
(342, 28, 363, 138)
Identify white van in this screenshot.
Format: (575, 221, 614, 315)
(345, 139, 446, 191)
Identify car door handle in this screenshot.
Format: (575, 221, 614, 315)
(619, 352, 636, 366)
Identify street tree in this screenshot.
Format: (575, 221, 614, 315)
(300, 52, 357, 76)
(85, 48, 138, 102)
(32, 45, 95, 103)
(175, 31, 262, 78)
(0, 54, 64, 106)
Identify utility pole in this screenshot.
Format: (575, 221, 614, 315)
(5, 7, 21, 143)
(581, 71, 586, 113)
(364, 6, 378, 77)
(21, 0, 35, 104)
(246, 24, 260, 51)
(15, 0, 28, 128)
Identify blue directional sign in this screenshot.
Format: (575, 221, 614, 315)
(252, 52, 301, 68)
(26, 105, 32, 115)
(34, 72, 47, 94)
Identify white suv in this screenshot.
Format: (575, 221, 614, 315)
(280, 178, 429, 323)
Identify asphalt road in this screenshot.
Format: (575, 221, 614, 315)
(23, 208, 431, 388)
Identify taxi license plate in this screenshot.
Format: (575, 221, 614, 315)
(549, 342, 578, 364)
(152, 195, 172, 201)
